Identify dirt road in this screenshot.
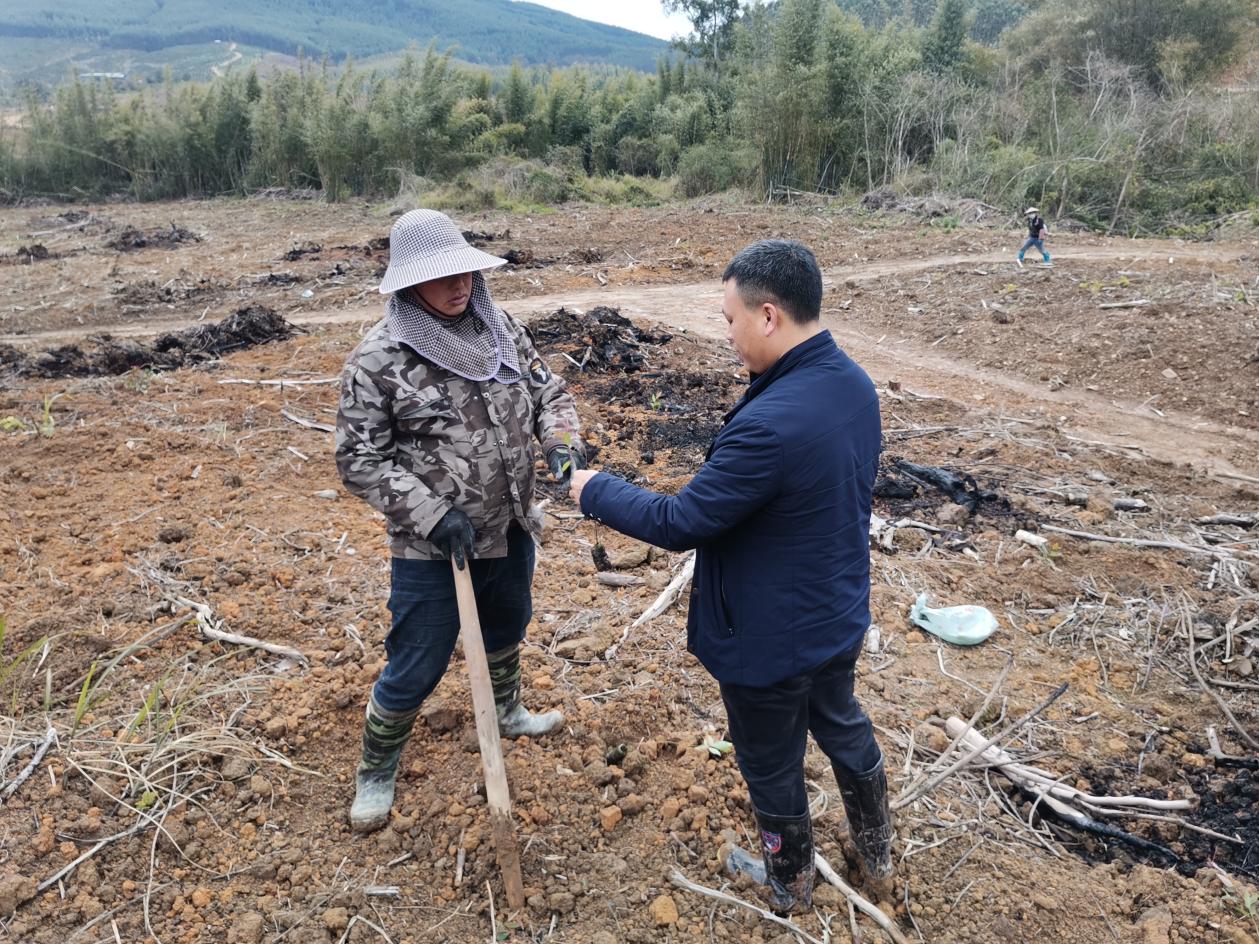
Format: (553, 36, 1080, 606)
(9, 244, 1253, 480)
(510, 263, 1259, 484)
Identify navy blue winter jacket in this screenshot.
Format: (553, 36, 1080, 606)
(580, 330, 881, 687)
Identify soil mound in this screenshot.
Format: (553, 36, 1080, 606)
(0, 306, 296, 379)
(106, 222, 201, 251)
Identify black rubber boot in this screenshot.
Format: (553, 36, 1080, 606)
(350, 696, 418, 834)
(723, 808, 815, 913)
(835, 756, 894, 880)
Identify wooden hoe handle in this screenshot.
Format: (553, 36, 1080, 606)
(451, 560, 526, 910)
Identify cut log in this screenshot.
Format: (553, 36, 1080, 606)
(596, 572, 645, 588)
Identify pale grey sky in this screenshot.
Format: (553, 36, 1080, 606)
(520, 1, 692, 40)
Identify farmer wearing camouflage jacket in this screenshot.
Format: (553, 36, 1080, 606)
(335, 209, 584, 833)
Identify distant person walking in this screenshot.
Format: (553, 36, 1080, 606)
(1018, 207, 1050, 265)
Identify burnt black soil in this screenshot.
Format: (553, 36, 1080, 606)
(532, 306, 674, 373)
(532, 305, 736, 478)
(106, 223, 201, 252)
(874, 454, 1024, 531)
(0, 306, 297, 381)
(1069, 756, 1259, 879)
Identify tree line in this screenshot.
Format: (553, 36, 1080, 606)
(1, 0, 1256, 234)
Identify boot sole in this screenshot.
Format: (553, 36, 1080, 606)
(350, 812, 390, 834)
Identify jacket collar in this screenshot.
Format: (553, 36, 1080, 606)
(724, 330, 834, 424)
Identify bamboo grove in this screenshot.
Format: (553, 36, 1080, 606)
(1, 0, 1256, 234)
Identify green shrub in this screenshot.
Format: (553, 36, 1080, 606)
(675, 143, 746, 198)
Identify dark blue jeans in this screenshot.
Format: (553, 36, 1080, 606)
(371, 525, 536, 714)
(720, 646, 882, 817)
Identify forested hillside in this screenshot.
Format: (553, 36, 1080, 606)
(0, 0, 667, 76)
(2, 0, 1256, 234)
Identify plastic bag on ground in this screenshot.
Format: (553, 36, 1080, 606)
(909, 593, 998, 646)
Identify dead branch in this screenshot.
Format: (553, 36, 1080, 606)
(943, 718, 1192, 812)
(337, 915, 395, 944)
(1042, 525, 1254, 560)
(0, 725, 56, 803)
(893, 683, 1068, 811)
(38, 820, 151, 893)
(1196, 514, 1256, 528)
(1214, 470, 1259, 487)
(668, 869, 826, 944)
(813, 854, 911, 944)
(1206, 726, 1259, 770)
(218, 377, 338, 387)
(1097, 300, 1149, 309)
(596, 572, 645, 588)
(28, 218, 96, 238)
(281, 409, 335, 433)
(604, 552, 695, 661)
(173, 596, 309, 667)
(1184, 604, 1258, 750)
(1033, 789, 1179, 861)
(897, 659, 1012, 805)
(1016, 529, 1048, 548)
(1210, 677, 1259, 692)
(1083, 806, 1243, 845)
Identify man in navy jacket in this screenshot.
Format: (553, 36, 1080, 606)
(568, 240, 890, 912)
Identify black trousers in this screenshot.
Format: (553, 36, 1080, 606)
(720, 646, 882, 817)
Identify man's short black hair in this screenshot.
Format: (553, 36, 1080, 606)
(722, 239, 823, 325)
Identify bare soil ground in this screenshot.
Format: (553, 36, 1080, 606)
(1, 198, 1257, 944)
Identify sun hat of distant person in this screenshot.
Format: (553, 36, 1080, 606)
(378, 209, 506, 294)
(1024, 207, 1039, 216)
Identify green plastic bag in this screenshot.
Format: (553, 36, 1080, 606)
(909, 593, 997, 646)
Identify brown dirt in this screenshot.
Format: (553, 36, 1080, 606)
(0, 198, 1257, 944)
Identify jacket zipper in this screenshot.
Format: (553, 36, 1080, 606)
(719, 572, 735, 636)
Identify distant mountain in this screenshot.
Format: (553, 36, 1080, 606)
(0, 0, 668, 89)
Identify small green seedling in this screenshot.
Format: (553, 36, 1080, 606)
(135, 790, 159, 812)
(124, 369, 154, 394)
(1226, 890, 1259, 932)
(0, 619, 55, 715)
(125, 670, 171, 738)
(560, 431, 574, 475)
(649, 391, 663, 411)
(0, 417, 24, 432)
(39, 392, 64, 438)
(71, 660, 99, 736)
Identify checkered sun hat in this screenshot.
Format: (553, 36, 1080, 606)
(378, 209, 506, 294)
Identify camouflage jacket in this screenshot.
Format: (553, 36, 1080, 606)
(335, 313, 580, 560)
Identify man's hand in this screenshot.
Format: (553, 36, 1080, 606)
(428, 508, 476, 570)
(569, 468, 599, 507)
(547, 445, 586, 485)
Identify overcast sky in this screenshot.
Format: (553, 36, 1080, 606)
(521, 1, 692, 40)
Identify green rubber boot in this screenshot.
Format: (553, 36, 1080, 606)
(722, 808, 815, 914)
(488, 644, 563, 738)
(350, 696, 418, 834)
